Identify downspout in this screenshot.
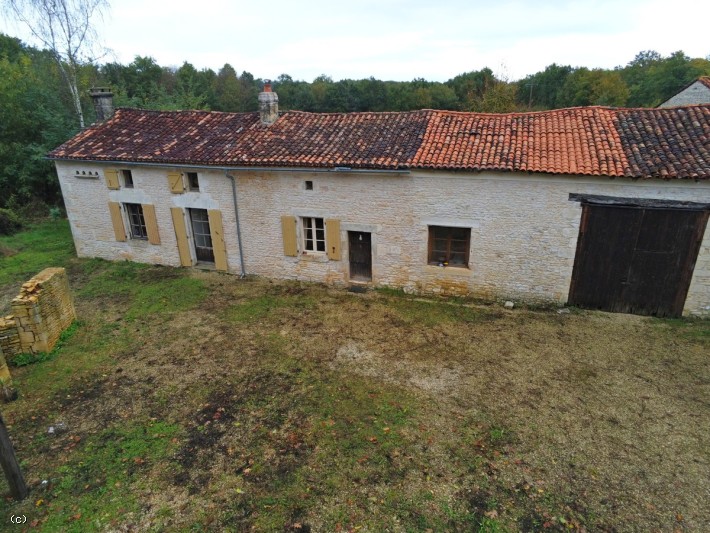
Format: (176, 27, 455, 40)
(225, 173, 246, 278)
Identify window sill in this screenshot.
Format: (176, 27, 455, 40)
(424, 264, 471, 276)
(300, 252, 329, 263)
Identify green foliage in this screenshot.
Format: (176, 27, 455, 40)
(0, 35, 76, 209)
(0, 207, 23, 235)
(0, 219, 75, 287)
(3, 30, 710, 215)
(78, 260, 208, 319)
(39, 421, 180, 532)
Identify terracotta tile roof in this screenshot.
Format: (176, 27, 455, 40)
(698, 77, 710, 90)
(49, 104, 710, 179)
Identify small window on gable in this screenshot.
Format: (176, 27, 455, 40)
(428, 226, 471, 267)
(302, 217, 326, 252)
(305, 180, 313, 190)
(124, 203, 148, 240)
(122, 169, 134, 188)
(187, 172, 200, 191)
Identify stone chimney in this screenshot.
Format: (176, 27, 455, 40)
(258, 80, 279, 125)
(89, 87, 114, 122)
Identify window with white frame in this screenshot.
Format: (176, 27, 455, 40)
(302, 217, 325, 252)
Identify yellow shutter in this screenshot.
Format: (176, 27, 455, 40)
(325, 219, 341, 260)
(168, 171, 184, 193)
(170, 207, 193, 266)
(105, 169, 120, 190)
(281, 216, 298, 257)
(108, 202, 126, 241)
(208, 210, 228, 272)
(142, 204, 161, 245)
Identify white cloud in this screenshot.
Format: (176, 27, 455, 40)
(1, 0, 708, 82)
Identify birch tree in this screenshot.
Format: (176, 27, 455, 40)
(2, 0, 109, 128)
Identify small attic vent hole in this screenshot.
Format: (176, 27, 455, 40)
(305, 180, 313, 190)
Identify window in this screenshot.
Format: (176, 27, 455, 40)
(125, 203, 148, 239)
(302, 217, 325, 252)
(189, 208, 214, 263)
(121, 169, 134, 188)
(428, 226, 470, 267)
(187, 172, 200, 191)
(305, 180, 313, 190)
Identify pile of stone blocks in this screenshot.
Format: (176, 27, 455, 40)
(0, 268, 76, 358)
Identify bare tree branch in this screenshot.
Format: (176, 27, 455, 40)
(2, 0, 109, 128)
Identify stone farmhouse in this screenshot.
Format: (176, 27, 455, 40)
(49, 85, 710, 317)
(659, 77, 710, 107)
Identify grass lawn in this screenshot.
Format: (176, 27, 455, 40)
(1, 222, 708, 531)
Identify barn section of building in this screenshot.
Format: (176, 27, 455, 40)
(49, 95, 710, 317)
(659, 77, 710, 107)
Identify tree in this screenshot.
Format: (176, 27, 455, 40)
(2, 0, 109, 128)
(517, 63, 573, 109)
(559, 68, 629, 107)
(0, 36, 74, 208)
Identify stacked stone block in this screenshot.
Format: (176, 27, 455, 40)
(12, 268, 76, 354)
(0, 316, 20, 357)
(0, 268, 76, 358)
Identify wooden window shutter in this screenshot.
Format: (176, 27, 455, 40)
(105, 169, 120, 190)
(208, 210, 228, 272)
(142, 204, 161, 245)
(168, 171, 184, 193)
(108, 202, 126, 241)
(170, 207, 193, 266)
(281, 216, 298, 257)
(325, 219, 341, 260)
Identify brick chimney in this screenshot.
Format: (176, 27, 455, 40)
(258, 80, 279, 125)
(89, 87, 114, 123)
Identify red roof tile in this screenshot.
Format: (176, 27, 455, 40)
(49, 105, 710, 179)
(698, 77, 710, 91)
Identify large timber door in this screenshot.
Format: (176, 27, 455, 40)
(568, 205, 708, 317)
(349, 231, 372, 281)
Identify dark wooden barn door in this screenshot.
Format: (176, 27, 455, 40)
(348, 232, 372, 281)
(569, 205, 708, 317)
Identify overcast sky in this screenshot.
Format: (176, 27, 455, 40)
(1, 0, 709, 82)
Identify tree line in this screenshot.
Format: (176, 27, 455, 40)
(1, 30, 709, 214)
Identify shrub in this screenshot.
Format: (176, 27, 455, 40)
(0, 208, 22, 235)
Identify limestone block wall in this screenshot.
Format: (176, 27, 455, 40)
(234, 170, 710, 315)
(55, 159, 710, 316)
(55, 162, 240, 270)
(0, 268, 76, 357)
(0, 315, 20, 357)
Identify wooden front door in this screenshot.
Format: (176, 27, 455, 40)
(189, 208, 215, 264)
(349, 232, 372, 281)
(568, 205, 708, 317)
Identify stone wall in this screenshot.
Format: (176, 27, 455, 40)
(55, 161, 710, 316)
(0, 268, 76, 358)
(0, 316, 20, 357)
